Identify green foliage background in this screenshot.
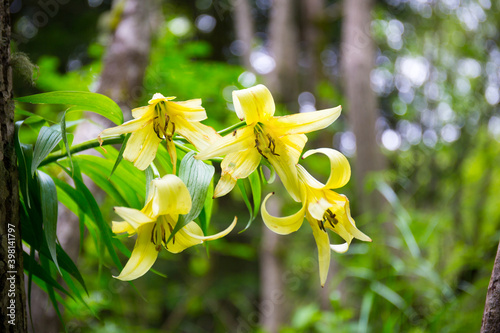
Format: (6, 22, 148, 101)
(11, 0, 500, 332)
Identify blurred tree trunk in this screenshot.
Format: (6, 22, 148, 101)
(232, 0, 254, 70)
(1, 0, 27, 331)
(97, 0, 155, 113)
(482, 240, 500, 333)
(268, 0, 299, 111)
(340, 0, 386, 212)
(301, 0, 324, 95)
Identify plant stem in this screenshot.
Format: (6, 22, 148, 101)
(40, 136, 124, 167)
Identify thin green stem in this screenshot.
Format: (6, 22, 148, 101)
(218, 121, 246, 136)
(40, 136, 124, 167)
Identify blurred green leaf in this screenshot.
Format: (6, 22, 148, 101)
(16, 91, 124, 125)
(37, 170, 59, 272)
(31, 125, 62, 176)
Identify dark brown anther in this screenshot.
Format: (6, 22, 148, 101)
(318, 220, 326, 232)
(151, 224, 157, 244)
(233, 130, 237, 136)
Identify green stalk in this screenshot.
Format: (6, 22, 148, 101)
(40, 136, 124, 167)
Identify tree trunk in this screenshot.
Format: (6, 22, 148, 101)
(232, 0, 254, 70)
(481, 240, 500, 333)
(259, 199, 285, 333)
(340, 0, 386, 212)
(301, 0, 324, 95)
(1, 0, 28, 331)
(97, 0, 156, 113)
(268, 0, 299, 111)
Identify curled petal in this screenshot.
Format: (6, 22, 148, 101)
(214, 149, 261, 197)
(214, 174, 237, 198)
(306, 213, 331, 287)
(343, 197, 371, 242)
(268, 105, 342, 136)
(261, 193, 306, 235)
(184, 217, 237, 240)
(143, 175, 192, 217)
(196, 126, 255, 160)
(233, 84, 275, 124)
(113, 207, 154, 230)
(114, 224, 159, 281)
(301, 148, 351, 190)
(166, 222, 204, 253)
(330, 243, 349, 253)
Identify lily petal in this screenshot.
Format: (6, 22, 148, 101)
(330, 243, 349, 253)
(214, 148, 262, 197)
(133, 130, 162, 171)
(266, 140, 305, 202)
(261, 193, 306, 234)
(175, 117, 221, 151)
(148, 93, 175, 104)
(343, 197, 372, 242)
(123, 124, 150, 163)
(233, 84, 275, 124)
(268, 105, 342, 136)
(113, 207, 155, 229)
(114, 224, 159, 281)
(185, 217, 237, 240)
(143, 175, 192, 217)
(196, 126, 255, 160)
(169, 99, 207, 122)
(301, 148, 351, 190)
(131, 105, 152, 119)
(112, 221, 137, 235)
(306, 213, 331, 287)
(165, 222, 204, 253)
(214, 174, 237, 198)
(98, 117, 149, 138)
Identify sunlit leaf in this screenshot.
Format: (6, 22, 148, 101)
(16, 91, 124, 125)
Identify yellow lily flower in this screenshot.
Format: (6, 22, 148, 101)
(112, 174, 236, 281)
(261, 148, 371, 286)
(196, 85, 342, 200)
(99, 93, 220, 172)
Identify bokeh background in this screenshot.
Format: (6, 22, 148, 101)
(12, 0, 500, 332)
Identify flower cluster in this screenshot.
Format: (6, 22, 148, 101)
(99, 84, 370, 285)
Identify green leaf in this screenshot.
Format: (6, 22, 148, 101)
(37, 170, 60, 272)
(32, 126, 62, 175)
(16, 91, 123, 125)
(23, 252, 72, 298)
(109, 133, 130, 178)
(237, 178, 254, 232)
(145, 165, 153, 199)
(58, 161, 123, 270)
(60, 111, 74, 175)
(167, 152, 215, 244)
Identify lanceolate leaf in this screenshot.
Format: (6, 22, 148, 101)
(16, 91, 124, 125)
(60, 111, 74, 175)
(32, 126, 62, 176)
(23, 252, 72, 298)
(109, 133, 131, 178)
(37, 170, 59, 272)
(167, 152, 215, 244)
